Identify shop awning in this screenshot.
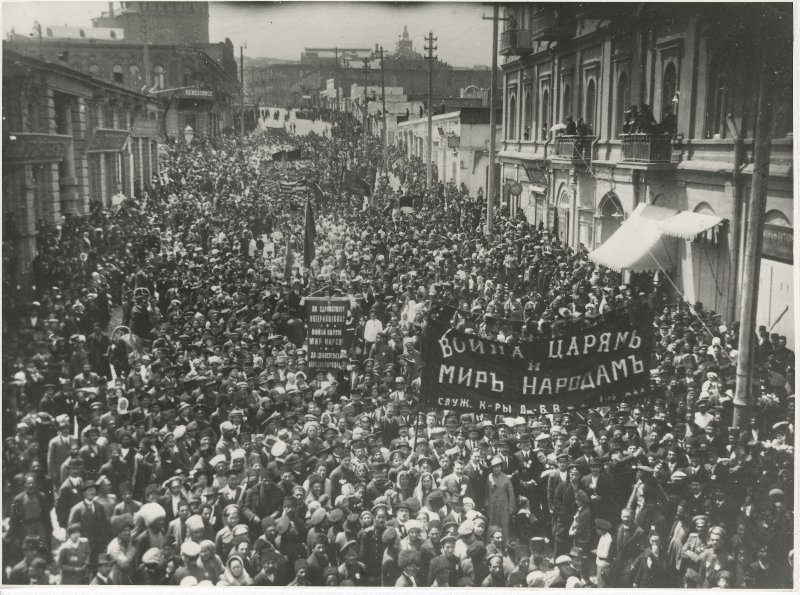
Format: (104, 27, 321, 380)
(657, 211, 725, 240)
(588, 204, 680, 272)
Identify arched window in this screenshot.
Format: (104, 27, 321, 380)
(129, 64, 141, 83)
(89, 64, 100, 77)
(507, 93, 517, 140)
(616, 72, 629, 137)
(764, 210, 791, 227)
(585, 79, 596, 131)
(597, 192, 624, 246)
(523, 90, 532, 139)
(693, 202, 716, 216)
(562, 83, 571, 122)
(540, 88, 549, 140)
(705, 70, 727, 138)
(153, 65, 165, 89)
(112, 64, 124, 84)
(662, 62, 677, 120)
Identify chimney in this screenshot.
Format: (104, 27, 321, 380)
(108, 2, 115, 18)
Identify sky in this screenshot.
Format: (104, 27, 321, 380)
(2, 1, 493, 67)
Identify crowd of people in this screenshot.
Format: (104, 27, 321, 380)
(2, 108, 795, 588)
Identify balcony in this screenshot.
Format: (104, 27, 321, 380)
(551, 135, 596, 165)
(621, 135, 680, 166)
(530, 8, 575, 41)
(499, 29, 533, 57)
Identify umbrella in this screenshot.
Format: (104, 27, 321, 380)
(550, 123, 567, 132)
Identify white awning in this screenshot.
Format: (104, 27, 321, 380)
(657, 211, 725, 240)
(589, 204, 680, 272)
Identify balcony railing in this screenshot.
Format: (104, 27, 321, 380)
(620, 134, 679, 164)
(530, 8, 574, 41)
(552, 135, 596, 163)
(499, 29, 533, 56)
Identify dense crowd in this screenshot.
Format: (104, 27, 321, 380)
(2, 111, 795, 588)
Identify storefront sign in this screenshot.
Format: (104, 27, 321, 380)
(87, 128, 130, 153)
(4, 133, 72, 164)
(762, 224, 793, 263)
(306, 297, 350, 370)
(179, 88, 215, 99)
(132, 119, 161, 138)
(419, 308, 653, 414)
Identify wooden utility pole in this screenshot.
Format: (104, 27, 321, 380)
(424, 31, 437, 189)
(250, 64, 257, 128)
(732, 15, 775, 429)
(334, 47, 340, 116)
(361, 56, 370, 156)
(379, 46, 388, 173)
(240, 45, 245, 150)
(483, 6, 499, 237)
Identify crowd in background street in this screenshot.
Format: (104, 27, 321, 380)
(2, 110, 794, 587)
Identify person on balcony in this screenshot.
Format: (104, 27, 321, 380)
(658, 107, 677, 136)
(637, 105, 657, 134)
(564, 117, 577, 136)
(576, 118, 592, 136)
(623, 106, 639, 134)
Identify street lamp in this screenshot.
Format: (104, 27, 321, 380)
(184, 125, 194, 146)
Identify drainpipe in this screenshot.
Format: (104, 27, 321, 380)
(725, 113, 744, 325)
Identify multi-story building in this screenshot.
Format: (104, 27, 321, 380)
(3, 49, 162, 273)
(396, 107, 497, 197)
(247, 27, 492, 109)
(6, 35, 239, 139)
(496, 3, 793, 343)
(7, 0, 239, 139)
(92, 1, 210, 45)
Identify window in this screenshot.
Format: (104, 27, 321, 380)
(616, 73, 629, 137)
(89, 64, 100, 77)
(110, 30, 117, 39)
(154, 65, 165, 89)
(129, 64, 141, 84)
(523, 90, 532, 139)
(704, 71, 727, 138)
(112, 64, 124, 84)
(507, 93, 517, 140)
(585, 79, 596, 131)
(562, 84, 571, 122)
(662, 62, 677, 120)
(540, 88, 549, 140)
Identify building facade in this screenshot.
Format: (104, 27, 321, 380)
(396, 108, 495, 197)
(247, 27, 492, 109)
(3, 50, 162, 273)
(92, 1, 210, 45)
(496, 3, 793, 343)
(7, 34, 239, 139)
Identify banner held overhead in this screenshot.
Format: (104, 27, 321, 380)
(419, 310, 654, 415)
(306, 297, 350, 370)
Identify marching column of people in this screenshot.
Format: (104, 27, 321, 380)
(2, 117, 794, 587)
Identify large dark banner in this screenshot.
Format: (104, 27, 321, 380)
(306, 297, 350, 370)
(419, 313, 653, 415)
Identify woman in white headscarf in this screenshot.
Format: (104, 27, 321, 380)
(216, 554, 253, 586)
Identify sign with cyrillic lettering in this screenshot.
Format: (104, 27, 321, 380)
(419, 311, 653, 414)
(306, 297, 350, 370)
